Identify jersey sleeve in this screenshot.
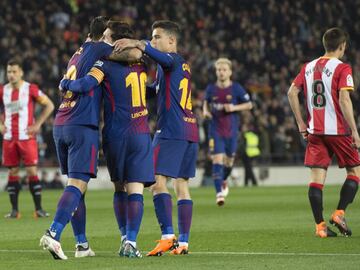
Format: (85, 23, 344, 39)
(204, 85, 212, 103)
(29, 84, 47, 104)
(338, 64, 354, 91)
(144, 42, 175, 68)
(88, 60, 106, 83)
(93, 42, 113, 59)
(293, 64, 306, 90)
(235, 83, 251, 103)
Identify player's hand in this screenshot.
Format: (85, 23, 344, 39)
(59, 77, 70, 92)
(114, 39, 138, 52)
(352, 132, 360, 149)
(0, 124, 6, 135)
(203, 111, 212, 119)
(224, 103, 235, 113)
(27, 123, 41, 137)
(298, 122, 308, 141)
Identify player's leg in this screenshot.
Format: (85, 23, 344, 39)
(68, 126, 99, 257)
(148, 137, 183, 256)
(171, 141, 197, 255)
(40, 126, 93, 259)
(327, 135, 360, 236)
(20, 139, 48, 217)
(329, 166, 360, 236)
(308, 168, 336, 237)
(103, 139, 128, 255)
(222, 136, 237, 196)
(5, 167, 21, 218)
(122, 134, 154, 258)
(113, 181, 127, 254)
(210, 136, 226, 205)
(223, 155, 235, 197)
(305, 135, 336, 238)
(172, 178, 192, 255)
(3, 139, 21, 218)
(123, 182, 144, 258)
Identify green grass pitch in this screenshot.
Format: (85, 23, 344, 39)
(1, 185, 360, 269)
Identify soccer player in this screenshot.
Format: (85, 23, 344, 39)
(288, 27, 360, 238)
(203, 58, 253, 205)
(115, 20, 199, 256)
(60, 21, 152, 258)
(40, 17, 141, 260)
(0, 59, 54, 219)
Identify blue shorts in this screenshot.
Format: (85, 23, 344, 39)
(153, 136, 198, 179)
(209, 133, 237, 156)
(53, 125, 99, 180)
(103, 134, 155, 185)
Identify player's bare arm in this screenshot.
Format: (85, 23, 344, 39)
(108, 47, 143, 63)
(339, 89, 360, 148)
(202, 101, 212, 119)
(27, 95, 54, 136)
(224, 101, 253, 113)
(287, 83, 308, 139)
(0, 122, 6, 135)
(113, 39, 146, 52)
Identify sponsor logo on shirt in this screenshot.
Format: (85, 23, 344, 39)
(8, 101, 21, 114)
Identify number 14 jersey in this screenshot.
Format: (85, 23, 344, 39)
(154, 53, 199, 142)
(293, 56, 354, 135)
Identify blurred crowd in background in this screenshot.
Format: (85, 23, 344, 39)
(1, 0, 360, 167)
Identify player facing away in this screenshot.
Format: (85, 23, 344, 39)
(0, 59, 54, 219)
(115, 20, 199, 256)
(203, 58, 253, 206)
(40, 17, 140, 260)
(60, 21, 152, 258)
(288, 27, 360, 238)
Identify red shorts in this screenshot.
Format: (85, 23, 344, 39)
(2, 139, 38, 167)
(304, 134, 360, 168)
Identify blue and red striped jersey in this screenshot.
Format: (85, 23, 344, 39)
(205, 82, 250, 138)
(152, 53, 199, 142)
(91, 60, 150, 142)
(54, 41, 112, 126)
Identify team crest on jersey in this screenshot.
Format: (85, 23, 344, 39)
(226, 95, 232, 101)
(64, 91, 73, 99)
(94, 60, 104, 67)
(347, 74, 354, 87)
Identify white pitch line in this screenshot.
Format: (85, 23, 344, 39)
(0, 250, 360, 257)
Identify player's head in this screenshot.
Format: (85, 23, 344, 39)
(7, 59, 24, 85)
(215, 58, 232, 82)
(322, 28, 349, 58)
(89, 16, 110, 41)
(103, 21, 134, 45)
(151, 20, 181, 53)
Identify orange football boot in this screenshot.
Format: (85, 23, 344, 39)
(170, 245, 189, 255)
(315, 221, 337, 238)
(330, 210, 352, 236)
(146, 236, 178, 256)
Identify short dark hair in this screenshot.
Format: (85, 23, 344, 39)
(322, 28, 349, 52)
(89, 16, 110, 40)
(7, 58, 22, 69)
(152, 20, 181, 40)
(106, 21, 134, 41)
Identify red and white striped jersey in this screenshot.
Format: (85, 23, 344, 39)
(0, 81, 46, 140)
(293, 57, 354, 135)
